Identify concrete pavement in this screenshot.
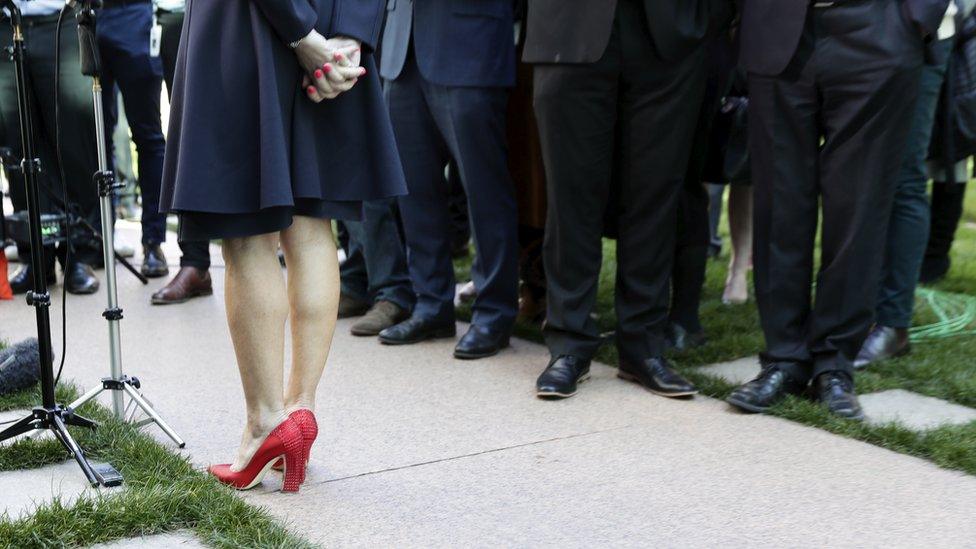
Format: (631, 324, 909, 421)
(1, 228, 975, 547)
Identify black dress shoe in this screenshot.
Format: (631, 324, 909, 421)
(64, 263, 99, 295)
(454, 325, 510, 360)
(141, 244, 170, 278)
(815, 372, 865, 421)
(727, 363, 806, 413)
(617, 357, 697, 398)
(378, 316, 456, 345)
(667, 323, 707, 353)
(9, 264, 56, 295)
(854, 325, 909, 369)
(536, 355, 591, 399)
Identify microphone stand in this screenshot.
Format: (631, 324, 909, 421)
(67, 0, 184, 449)
(0, 0, 104, 487)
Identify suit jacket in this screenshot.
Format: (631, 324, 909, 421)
(379, 0, 516, 87)
(521, 0, 734, 64)
(253, 0, 386, 48)
(739, 0, 952, 76)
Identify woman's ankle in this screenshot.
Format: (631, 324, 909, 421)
(245, 408, 289, 438)
(284, 398, 315, 415)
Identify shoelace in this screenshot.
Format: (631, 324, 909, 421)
(822, 375, 853, 393)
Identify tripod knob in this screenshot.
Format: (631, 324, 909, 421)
(26, 291, 50, 307)
(130, 377, 141, 389)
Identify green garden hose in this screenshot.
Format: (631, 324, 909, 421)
(910, 287, 976, 341)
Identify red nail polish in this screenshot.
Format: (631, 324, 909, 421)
(307, 86, 316, 95)
(323, 64, 332, 73)
(314, 69, 323, 79)
(334, 52, 343, 61)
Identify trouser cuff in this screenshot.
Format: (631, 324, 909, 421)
(812, 354, 854, 380)
(179, 258, 210, 270)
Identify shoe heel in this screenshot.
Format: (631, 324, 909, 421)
(279, 419, 306, 493)
(295, 410, 318, 485)
(616, 371, 637, 382)
(435, 326, 456, 338)
(282, 450, 306, 493)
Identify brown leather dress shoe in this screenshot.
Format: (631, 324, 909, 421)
(151, 267, 213, 305)
(351, 300, 409, 336)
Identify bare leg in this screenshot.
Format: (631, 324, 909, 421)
(723, 184, 754, 305)
(222, 233, 289, 471)
(280, 216, 340, 413)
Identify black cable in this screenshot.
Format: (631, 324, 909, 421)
(53, 5, 71, 387)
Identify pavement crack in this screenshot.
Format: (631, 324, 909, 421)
(313, 425, 633, 487)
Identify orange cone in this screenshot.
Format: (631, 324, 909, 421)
(0, 250, 13, 300)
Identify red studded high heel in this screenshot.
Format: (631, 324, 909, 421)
(272, 409, 318, 483)
(208, 417, 305, 493)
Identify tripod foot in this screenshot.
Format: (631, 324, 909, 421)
(122, 383, 185, 448)
(50, 414, 100, 487)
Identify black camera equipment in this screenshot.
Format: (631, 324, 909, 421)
(2, 144, 149, 282)
(0, 0, 106, 487)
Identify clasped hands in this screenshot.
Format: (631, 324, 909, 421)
(295, 30, 366, 103)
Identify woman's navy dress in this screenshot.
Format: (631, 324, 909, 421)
(160, 0, 406, 241)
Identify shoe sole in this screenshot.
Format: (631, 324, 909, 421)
(379, 328, 456, 346)
(536, 373, 591, 399)
(141, 269, 170, 279)
(239, 456, 285, 491)
(854, 345, 911, 370)
(726, 394, 770, 414)
(819, 401, 866, 421)
(453, 341, 510, 360)
(151, 288, 213, 305)
(616, 371, 698, 398)
(350, 317, 409, 337)
(67, 287, 99, 295)
(350, 327, 384, 337)
(832, 409, 866, 422)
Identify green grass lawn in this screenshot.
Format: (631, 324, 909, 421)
(0, 383, 312, 548)
(458, 183, 976, 476)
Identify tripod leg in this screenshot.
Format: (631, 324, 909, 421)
(50, 414, 100, 487)
(0, 414, 39, 443)
(69, 385, 105, 411)
(63, 412, 99, 430)
(122, 383, 185, 448)
(115, 252, 149, 284)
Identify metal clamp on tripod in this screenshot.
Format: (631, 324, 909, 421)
(67, 0, 184, 449)
(0, 0, 105, 487)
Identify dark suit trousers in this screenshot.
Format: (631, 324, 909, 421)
(876, 39, 951, 328)
(534, 1, 707, 362)
(159, 9, 209, 270)
(99, 3, 167, 246)
(385, 50, 519, 331)
(339, 198, 415, 311)
(749, 0, 924, 380)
